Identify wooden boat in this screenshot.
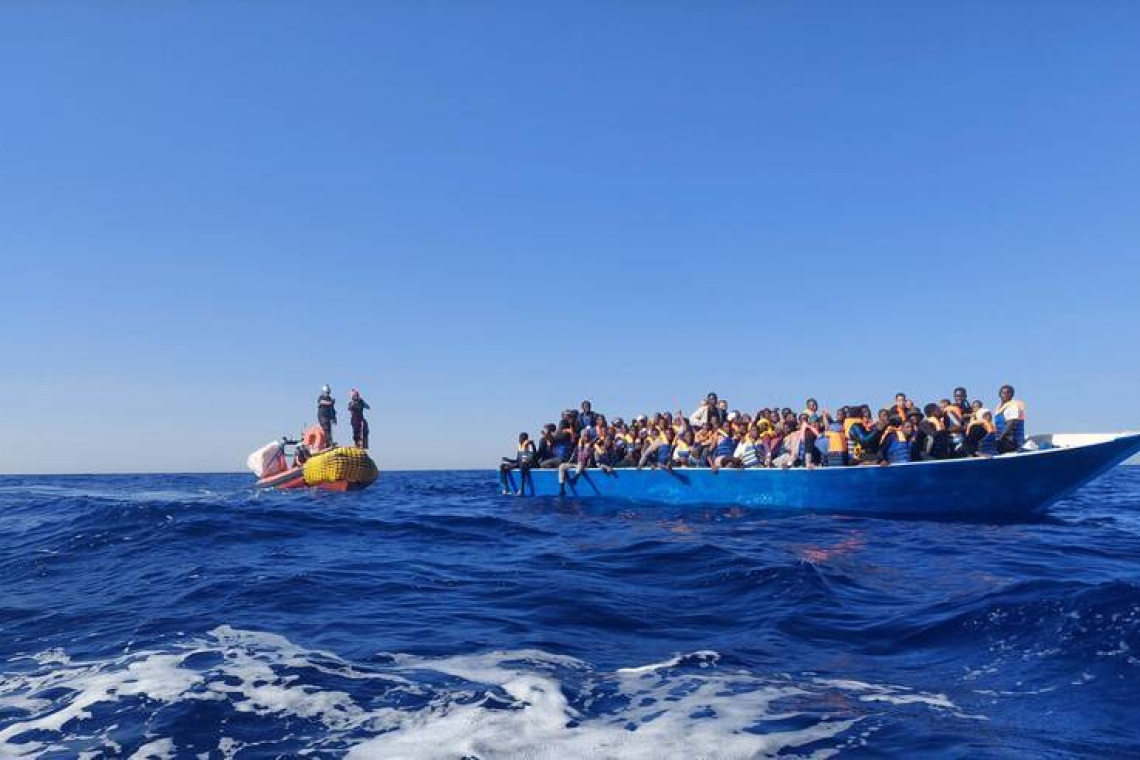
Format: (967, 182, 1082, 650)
(508, 432, 1140, 518)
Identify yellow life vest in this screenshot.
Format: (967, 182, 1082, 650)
(826, 429, 846, 452)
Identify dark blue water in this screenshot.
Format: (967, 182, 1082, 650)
(2, 469, 1139, 758)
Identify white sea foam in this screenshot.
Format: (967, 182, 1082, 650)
(0, 627, 977, 758)
(614, 649, 719, 675)
(127, 737, 175, 759)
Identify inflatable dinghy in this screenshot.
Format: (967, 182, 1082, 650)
(248, 426, 379, 492)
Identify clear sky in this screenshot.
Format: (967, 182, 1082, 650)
(2, 2, 1139, 473)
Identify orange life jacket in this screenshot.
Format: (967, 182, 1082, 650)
(968, 418, 996, 434)
(303, 425, 329, 451)
(880, 426, 907, 444)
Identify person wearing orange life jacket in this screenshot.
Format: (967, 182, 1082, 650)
(892, 393, 910, 422)
(966, 409, 999, 457)
(709, 422, 740, 472)
(994, 384, 1027, 453)
(951, 387, 973, 425)
(824, 407, 850, 467)
(878, 417, 915, 464)
(939, 398, 966, 457)
(916, 404, 952, 460)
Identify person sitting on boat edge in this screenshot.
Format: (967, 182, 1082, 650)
(758, 420, 780, 467)
(709, 422, 739, 472)
(796, 413, 823, 470)
(915, 404, 953, 460)
(939, 399, 967, 456)
(535, 424, 555, 466)
(317, 385, 336, 449)
(994, 384, 1027, 453)
(735, 427, 766, 468)
(966, 409, 999, 457)
(637, 423, 675, 469)
(545, 420, 576, 468)
(558, 433, 605, 494)
(594, 435, 620, 473)
(844, 406, 876, 464)
(347, 388, 370, 449)
(499, 432, 537, 495)
(673, 429, 695, 467)
(824, 408, 849, 467)
(654, 427, 677, 469)
(879, 417, 915, 465)
(614, 420, 640, 467)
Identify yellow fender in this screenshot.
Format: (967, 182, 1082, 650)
(303, 447, 379, 487)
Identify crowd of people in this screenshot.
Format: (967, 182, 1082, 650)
(499, 386, 1028, 495)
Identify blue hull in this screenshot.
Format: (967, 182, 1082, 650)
(507, 433, 1140, 518)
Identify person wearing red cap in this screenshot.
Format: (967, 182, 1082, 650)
(348, 389, 371, 449)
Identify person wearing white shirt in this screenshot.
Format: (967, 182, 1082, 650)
(994, 384, 1027, 453)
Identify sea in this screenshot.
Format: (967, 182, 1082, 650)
(1, 468, 1139, 759)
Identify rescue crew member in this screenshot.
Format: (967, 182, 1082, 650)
(347, 388, 371, 449)
(316, 385, 336, 449)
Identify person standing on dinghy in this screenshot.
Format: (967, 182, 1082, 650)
(348, 389, 371, 449)
(317, 385, 337, 449)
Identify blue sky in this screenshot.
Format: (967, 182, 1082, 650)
(1, 2, 1139, 473)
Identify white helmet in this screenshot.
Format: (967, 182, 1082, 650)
(322, 384, 331, 394)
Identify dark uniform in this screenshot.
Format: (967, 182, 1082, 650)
(348, 395, 371, 449)
(317, 392, 337, 447)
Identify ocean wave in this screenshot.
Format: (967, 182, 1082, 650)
(0, 626, 975, 759)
